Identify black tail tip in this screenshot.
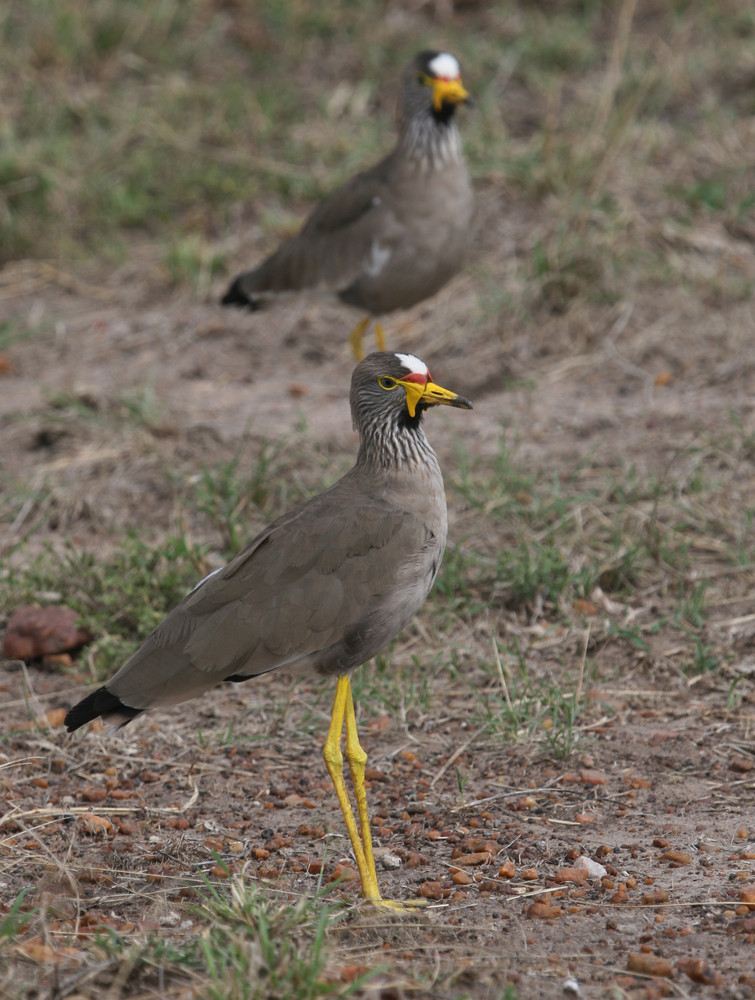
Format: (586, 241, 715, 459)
(221, 277, 262, 310)
(65, 686, 143, 732)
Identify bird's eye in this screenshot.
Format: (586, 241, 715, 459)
(378, 376, 398, 391)
(415, 71, 431, 87)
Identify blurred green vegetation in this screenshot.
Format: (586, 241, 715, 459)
(2, 0, 752, 276)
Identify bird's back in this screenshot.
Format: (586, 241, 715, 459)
(98, 461, 447, 714)
(223, 148, 472, 315)
(223, 154, 397, 303)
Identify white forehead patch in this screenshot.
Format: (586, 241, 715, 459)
(395, 352, 428, 376)
(429, 53, 460, 80)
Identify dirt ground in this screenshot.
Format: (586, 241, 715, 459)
(2, 99, 755, 1000)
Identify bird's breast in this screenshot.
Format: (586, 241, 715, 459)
(347, 163, 473, 314)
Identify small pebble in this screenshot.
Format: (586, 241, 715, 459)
(575, 856, 607, 879)
(380, 853, 402, 870)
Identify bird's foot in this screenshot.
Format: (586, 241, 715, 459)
(364, 897, 428, 913)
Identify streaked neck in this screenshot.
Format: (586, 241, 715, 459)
(357, 419, 441, 475)
(399, 114, 464, 174)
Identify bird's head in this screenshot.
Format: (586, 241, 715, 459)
(405, 51, 470, 124)
(351, 351, 472, 438)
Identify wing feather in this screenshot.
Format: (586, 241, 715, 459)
(229, 156, 405, 299)
(105, 481, 433, 711)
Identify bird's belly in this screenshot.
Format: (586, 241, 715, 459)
(313, 535, 445, 677)
(352, 181, 473, 314)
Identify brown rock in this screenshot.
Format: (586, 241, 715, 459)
(730, 757, 753, 773)
(676, 958, 722, 986)
(526, 900, 562, 919)
(452, 870, 474, 885)
(41, 653, 73, 671)
(648, 731, 673, 746)
(404, 852, 428, 869)
(458, 837, 498, 855)
(641, 889, 670, 905)
(115, 818, 140, 836)
(2, 605, 93, 660)
(453, 851, 492, 866)
(555, 867, 588, 885)
(81, 787, 107, 803)
(339, 964, 370, 984)
(331, 863, 358, 882)
(78, 814, 113, 836)
(662, 850, 692, 865)
(627, 953, 671, 977)
(364, 766, 387, 782)
(164, 817, 190, 829)
(580, 768, 608, 785)
(43, 708, 67, 728)
(728, 915, 755, 933)
(417, 880, 444, 900)
(573, 598, 598, 615)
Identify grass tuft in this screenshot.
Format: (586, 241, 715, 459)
(192, 868, 369, 1000)
(0, 889, 33, 945)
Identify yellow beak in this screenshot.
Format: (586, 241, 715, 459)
(399, 378, 473, 418)
(432, 77, 470, 112)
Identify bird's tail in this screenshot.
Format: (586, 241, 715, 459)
(64, 686, 143, 732)
(220, 274, 264, 310)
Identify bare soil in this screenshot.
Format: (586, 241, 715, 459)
(1, 189, 755, 997)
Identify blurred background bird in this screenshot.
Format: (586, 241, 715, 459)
(221, 51, 474, 359)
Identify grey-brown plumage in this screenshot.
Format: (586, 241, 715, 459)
(65, 352, 472, 733)
(221, 51, 473, 326)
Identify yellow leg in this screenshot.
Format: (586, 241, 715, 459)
(323, 677, 426, 910)
(323, 675, 381, 901)
(343, 679, 381, 900)
(348, 316, 371, 362)
(374, 322, 387, 352)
